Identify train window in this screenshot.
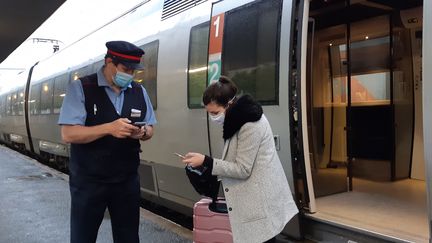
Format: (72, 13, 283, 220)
(30, 84, 42, 115)
(0, 95, 3, 118)
(1, 95, 6, 117)
(136, 40, 158, 109)
(0, 95, 6, 118)
(2, 95, 6, 117)
(188, 22, 209, 108)
(92, 60, 104, 73)
(222, 0, 281, 105)
(2, 96, 5, 117)
(40, 80, 54, 115)
(10, 92, 16, 116)
(6, 94, 12, 116)
(11, 91, 20, 116)
(53, 73, 69, 114)
(70, 65, 92, 82)
(17, 90, 24, 116)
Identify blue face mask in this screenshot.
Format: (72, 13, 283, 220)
(113, 71, 133, 88)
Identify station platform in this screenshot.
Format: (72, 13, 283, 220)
(0, 145, 192, 243)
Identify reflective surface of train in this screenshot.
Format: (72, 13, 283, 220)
(0, 0, 430, 242)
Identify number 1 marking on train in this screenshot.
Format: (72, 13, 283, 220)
(213, 16, 220, 38)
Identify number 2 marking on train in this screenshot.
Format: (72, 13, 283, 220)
(210, 63, 219, 82)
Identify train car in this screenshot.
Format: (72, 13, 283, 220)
(0, 70, 30, 152)
(0, 0, 430, 242)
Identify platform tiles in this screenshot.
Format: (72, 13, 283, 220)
(0, 145, 192, 243)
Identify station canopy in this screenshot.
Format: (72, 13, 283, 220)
(0, 0, 65, 63)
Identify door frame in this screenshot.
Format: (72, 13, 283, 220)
(289, 0, 316, 213)
(422, 1, 432, 240)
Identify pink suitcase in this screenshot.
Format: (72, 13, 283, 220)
(193, 197, 233, 243)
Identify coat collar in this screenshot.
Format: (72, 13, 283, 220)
(223, 94, 263, 140)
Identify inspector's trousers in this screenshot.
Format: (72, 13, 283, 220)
(69, 174, 140, 243)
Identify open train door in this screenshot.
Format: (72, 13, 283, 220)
(206, 0, 302, 240)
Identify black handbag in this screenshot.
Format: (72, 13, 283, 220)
(185, 165, 219, 198)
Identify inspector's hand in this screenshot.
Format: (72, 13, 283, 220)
(141, 125, 154, 141)
(129, 125, 146, 139)
(109, 118, 139, 138)
(182, 152, 205, 168)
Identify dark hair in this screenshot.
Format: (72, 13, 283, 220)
(105, 54, 120, 66)
(203, 76, 238, 106)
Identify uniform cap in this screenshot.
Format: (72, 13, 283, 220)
(106, 41, 144, 70)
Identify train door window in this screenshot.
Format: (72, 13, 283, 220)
(136, 40, 158, 109)
(6, 94, 12, 116)
(222, 0, 281, 105)
(17, 90, 24, 116)
(30, 84, 41, 115)
(53, 73, 69, 114)
(92, 60, 104, 73)
(70, 65, 92, 82)
(40, 80, 54, 115)
(188, 22, 209, 108)
(350, 34, 391, 105)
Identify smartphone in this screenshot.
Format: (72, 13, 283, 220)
(173, 152, 185, 159)
(133, 121, 146, 128)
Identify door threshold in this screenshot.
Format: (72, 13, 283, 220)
(305, 178, 428, 242)
(304, 211, 428, 243)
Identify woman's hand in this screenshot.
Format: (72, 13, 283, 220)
(182, 152, 205, 168)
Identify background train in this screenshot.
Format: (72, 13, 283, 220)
(0, 0, 430, 242)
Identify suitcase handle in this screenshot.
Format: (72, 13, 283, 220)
(209, 201, 228, 214)
(208, 181, 229, 214)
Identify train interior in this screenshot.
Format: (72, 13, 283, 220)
(305, 0, 426, 242)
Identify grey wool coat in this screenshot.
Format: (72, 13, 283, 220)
(211, 96, 298, 243)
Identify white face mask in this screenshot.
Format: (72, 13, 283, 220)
(210, 112, 225, 125)
(208, 96, 235, 125)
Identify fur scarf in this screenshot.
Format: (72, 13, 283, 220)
(223, 94, 263, 140)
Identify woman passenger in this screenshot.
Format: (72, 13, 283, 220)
(182, 76, 298, 243)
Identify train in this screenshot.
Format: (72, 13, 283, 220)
(0, 0, 430, 242)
